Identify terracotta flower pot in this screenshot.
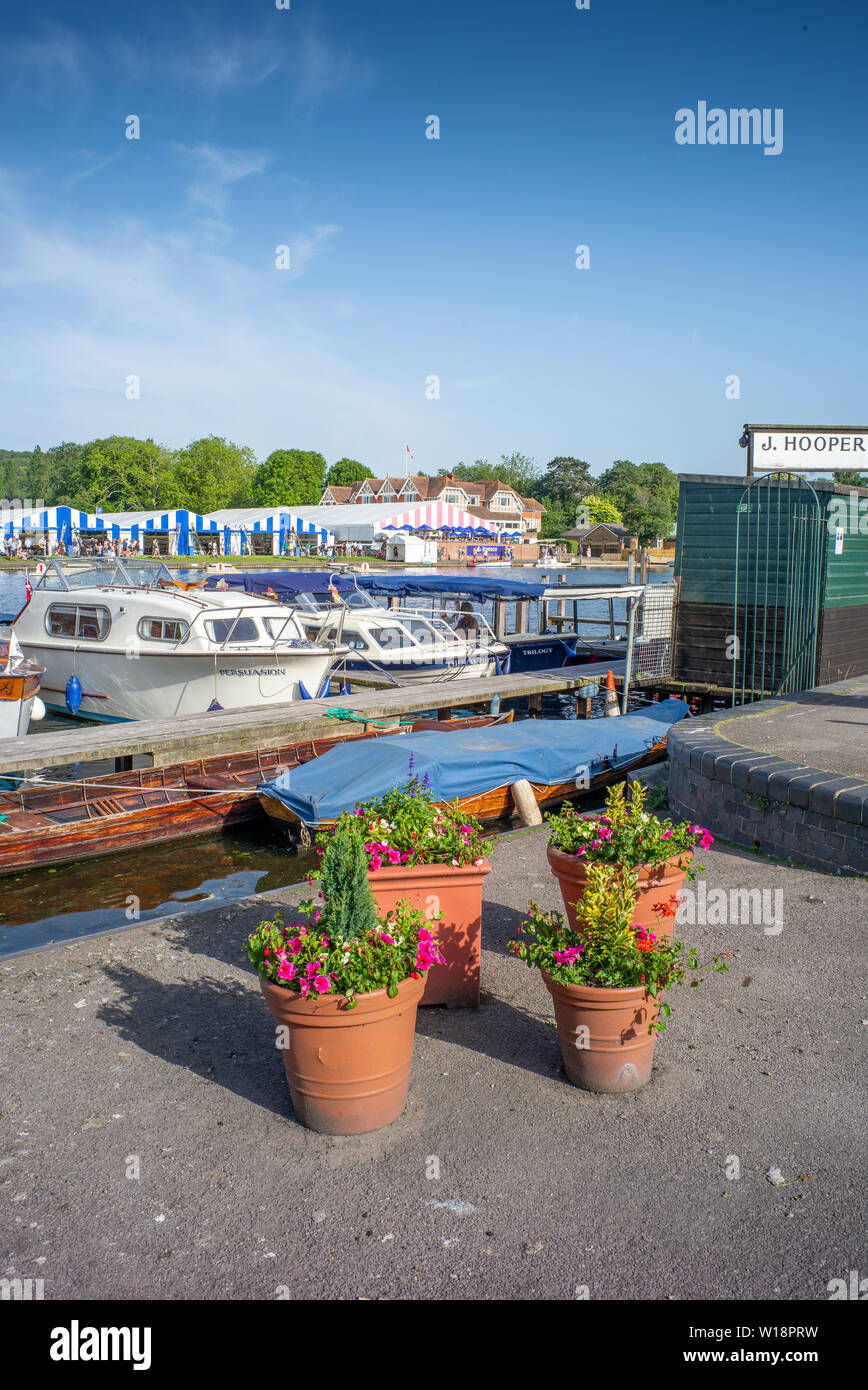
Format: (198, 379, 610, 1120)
(541, 969, 658, 1093)
(367, 859, 491, 1007)
(260, 973, 424, 1135)
(546, 844, 691, 938)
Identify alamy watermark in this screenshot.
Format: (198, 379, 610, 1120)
(677, 882, 783, 935)
(675, 102, 783, 156)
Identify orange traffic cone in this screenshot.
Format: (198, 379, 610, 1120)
(603, 668, 620, 717)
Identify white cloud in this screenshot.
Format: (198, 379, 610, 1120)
(0, 175, 414, 462)
(172, 143, 271, 218)
(0, 22, 87, 101)
(64, 152, 122, 191)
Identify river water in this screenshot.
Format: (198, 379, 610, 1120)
(0, 563, 671, 955)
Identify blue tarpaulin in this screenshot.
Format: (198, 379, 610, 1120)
(355, 573, 547, 601)
(260, 700, 689, 825)
(204, 571, 354, 598)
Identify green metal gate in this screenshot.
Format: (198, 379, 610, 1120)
(732, 473, 825, 703)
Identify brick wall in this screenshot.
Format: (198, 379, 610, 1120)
(667, 702, 868, 875)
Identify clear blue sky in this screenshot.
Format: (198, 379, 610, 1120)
(0, 0, 865, 482)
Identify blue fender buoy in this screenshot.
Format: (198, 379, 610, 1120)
(65, 674, 82, 715)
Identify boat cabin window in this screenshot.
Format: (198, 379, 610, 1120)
(46, 603, 111, 641)
(263, 616, 300, 640)
(401, 618, 440, 645)
(205, 617, 261, 644)
(138, 617, 190, 642)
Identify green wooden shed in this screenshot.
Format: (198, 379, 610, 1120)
(673, 473, 868, 697)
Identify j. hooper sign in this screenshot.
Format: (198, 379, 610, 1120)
(741, 424, 868, 474)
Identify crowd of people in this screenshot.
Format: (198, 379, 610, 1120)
(1, 534, 156, 560)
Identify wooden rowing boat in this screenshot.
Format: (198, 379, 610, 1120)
(0, 710, 512, 875)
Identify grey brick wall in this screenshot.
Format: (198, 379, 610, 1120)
(668, 715, 868, 876)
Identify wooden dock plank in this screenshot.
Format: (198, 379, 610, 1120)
(0, 664, 618, 775)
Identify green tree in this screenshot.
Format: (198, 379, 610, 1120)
(582, 493, 623, 525)
(40, 442, 86, 506)
(539, 502, 574, 538)
(443, 452, 542, 499)
(0, 449, 35, 503)
(173, 436, 256, 513)
(636, 460, 679, 515)
(64, 436, 176, 511)
(595, 459, 640, 511)
(621, 493, 672, 546)
(318, 819, 379, 943)
(833, 470, 868, 487)
(597, 459, 678, 517)
(325, 458, 374, 489)
(252, 448, 327, 508)
(539, 456, 594, 507)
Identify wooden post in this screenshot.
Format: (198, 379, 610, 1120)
(608, 598, 615, 638)
(626, 552, 635, 584)
(576, 694, 592, 719)
(515, 601, 527, 634)
(511, 779, 543, 826)
(493, 598, 506, 639)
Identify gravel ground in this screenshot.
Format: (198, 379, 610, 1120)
(1, 825, 865, 1301)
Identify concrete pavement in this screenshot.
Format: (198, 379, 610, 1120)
(1, 825, 865, 1300)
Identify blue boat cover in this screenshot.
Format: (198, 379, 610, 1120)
(355, 573, 547, 601)
(260, 699, 689, 825)
(205, 571, 354, 597)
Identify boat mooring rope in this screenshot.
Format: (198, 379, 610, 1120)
(325, 707, 413, 727)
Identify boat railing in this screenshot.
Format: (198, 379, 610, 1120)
(34, 557, 179, 592)
(169, 601, 345, 657)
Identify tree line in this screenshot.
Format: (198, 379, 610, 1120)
(16, 436, 837, 545)
(0, 438, 366, 518)
(4, 438, 866, 545)
(444, 453, 681, 544)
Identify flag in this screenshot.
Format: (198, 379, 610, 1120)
(24, 569, 32, 601)
(5, 630, 24, 672)
(405, 444, 414, 459)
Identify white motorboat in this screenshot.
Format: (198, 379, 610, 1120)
(209, 572, 511, 683)
(13, 561, 349, 722)
(0, 629, 45, 737)
(302, 601, 509, 683)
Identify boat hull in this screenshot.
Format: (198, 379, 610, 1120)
(22, 645, 336, 721)
(340, 655, 501, 683)
(0, 663, 43, 738)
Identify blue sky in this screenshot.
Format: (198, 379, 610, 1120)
(0, 0, 865, 481)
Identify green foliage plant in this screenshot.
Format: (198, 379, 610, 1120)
(509, 863, 729, 1031)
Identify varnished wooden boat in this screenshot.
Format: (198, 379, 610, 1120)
(0, 710, 512, 875)
(0, 638, 44, 738)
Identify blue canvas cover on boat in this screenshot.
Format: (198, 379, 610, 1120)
(261, 699, 689, 825)
(355, 573, 547, 601)
(204, 571, 354, 597)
